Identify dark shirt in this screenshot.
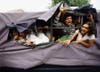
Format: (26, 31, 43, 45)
(52, 21, 75, 40)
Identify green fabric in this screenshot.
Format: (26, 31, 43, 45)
(58, 34, 70, 42)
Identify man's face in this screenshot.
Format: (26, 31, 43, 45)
(65, 16, 72, 26)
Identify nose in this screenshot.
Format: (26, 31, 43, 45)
(81, 27, 86, 31)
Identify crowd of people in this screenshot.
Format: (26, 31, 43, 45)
(8, 4, 97, 48)
(51, 4, 97, 48)
(9, 24, 50, 46)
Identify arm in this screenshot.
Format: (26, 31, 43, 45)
(75, 39, 94, 48)
(63, 30, 78, 46)
(75, 34, 95, 48)
(56, 4, 65, 19)
(57, 11, 62, 18)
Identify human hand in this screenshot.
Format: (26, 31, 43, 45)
(13, 35, 19, 40)
(26, 40, 32, 46)
(59, 4, 66, 12)
(63, 40, 71, 46)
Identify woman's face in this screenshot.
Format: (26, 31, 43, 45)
(81, 24, 89, 35)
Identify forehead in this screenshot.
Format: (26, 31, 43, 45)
(66, 16, 72, 19)
(83, 24, 89, 27)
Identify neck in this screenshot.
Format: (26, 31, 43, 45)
(65, 24, 70, 27)
(81, 33, 87, 37)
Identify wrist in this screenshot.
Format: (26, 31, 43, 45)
(66, 40, 71, 43)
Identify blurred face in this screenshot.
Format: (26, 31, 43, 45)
(27, 28, 32, 33)
(81, 24, 89, 35)
(65, 16, 72, 26)
(20, 32, 25, 38)
(13, 31, 18, 36)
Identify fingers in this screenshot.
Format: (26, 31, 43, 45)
(63, 40, 70, 46)
(63, 42, 68, 46)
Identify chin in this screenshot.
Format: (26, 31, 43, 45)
(68, 23, 71, 26)
(81, 31, 86, 35)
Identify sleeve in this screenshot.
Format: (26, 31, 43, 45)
(55, 17, 60, 21)
(75, 30, 79, 33)
(89, 34, 96, 40)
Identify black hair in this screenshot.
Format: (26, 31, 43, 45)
(64, 13, 72, 19)
(8, 27, 19, 40)
(88, 8, 98, 23)
(80, 8, 98, 23)
(61, 13, 72, 24)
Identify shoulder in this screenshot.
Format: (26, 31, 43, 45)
(89, 34, 96, 40)
(71, 23, 75, 27)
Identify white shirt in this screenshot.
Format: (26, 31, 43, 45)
(26, 32, 49, 45)
(75, 30, 95, 41)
